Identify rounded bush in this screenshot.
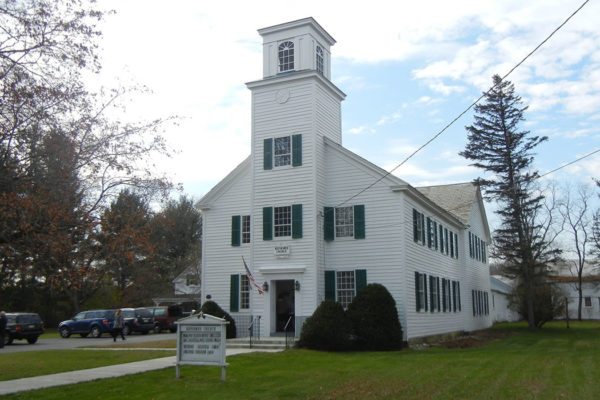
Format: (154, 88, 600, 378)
(347, 283, 403, 350)
(200, 300, 237, 338)
(298, 299, 352, 351)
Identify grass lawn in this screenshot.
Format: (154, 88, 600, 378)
(0, 350, 174, 381)
(3, 322, 600, 399)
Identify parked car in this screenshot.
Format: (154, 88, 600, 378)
(121, 308, 154, 335)
(147, 305, 183, 333)
(58, 309, 115, 338)
(3, 313, 44, 345)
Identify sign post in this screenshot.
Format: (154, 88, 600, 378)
(175, 313, 229, 381)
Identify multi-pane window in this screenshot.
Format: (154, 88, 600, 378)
(278, 41, 294, 72)
(316, 45, 324, 74)
(240, 275, 250, 309)
(469, 231, 487, 263)
(241, 215, 250, 244)
(274, 136, 291, 167)
(413, 209, 425, 244)
(335, 206, 354, 237)
(584, 297, 592, 307)
(415, 272, 427, 312)
(472, 290, 489, 316)
(336, 271, 355, 309)
(452, 281, 461, 312)
(274, 206, 291, 237)
(430, 276, 439, 312)
(442, 279, 451, 311)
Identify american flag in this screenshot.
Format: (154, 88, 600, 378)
(242, 256, 264, 295)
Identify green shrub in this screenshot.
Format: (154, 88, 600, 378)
(508, 282, 565, 328)
(200, 300, 237, 338)
(347, 283, 403, 350)
(298, 299, 352, 351)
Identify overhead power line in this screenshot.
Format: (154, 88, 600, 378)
(539, 148, 600, 179)
(336, 0, 590, 208)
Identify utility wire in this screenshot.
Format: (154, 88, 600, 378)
(336, 0, 590, 208)
(538, 148, 600, 179)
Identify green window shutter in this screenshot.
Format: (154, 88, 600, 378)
(434, 221, 438, 249)
(354, 205, 365, 239)
(421, 213, 426, 244)
(230, 274, 240, 312)
(439, 225, 444, 253)
(355, 269, 367, 294)
(325, 270, 336, 300)
(415, 271, 421, 312)
(423, 273, 428, 311)
(426, 217, 432, 248)
(263, 207, 273, 241)
(231, 215, 241, 247)
(292, 134, 302, 167)
(264, 138, 273, 170)
(429, 276, 434, 312)
(413, 209, 418, 242)
(457, 281, 461, 311)
(455, 235, 459, 259)
(324, 207, 334, 241)
(442, 278, 447, 312)
(437, 278, 441, 311)
(292, 204, 303, 239)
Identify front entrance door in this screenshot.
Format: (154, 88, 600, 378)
(275, 280, 295, 333)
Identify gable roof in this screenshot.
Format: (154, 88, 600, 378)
(324, 138, 467, 228)
(416, 182, 490, 237)
(416, 183, 477, 224)
(196, 156, 251, 210)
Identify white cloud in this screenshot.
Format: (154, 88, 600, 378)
(377, 112, 402, 126)
(347, 126, 376, 135)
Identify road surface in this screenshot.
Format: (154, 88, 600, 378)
(1, 332, 177, 354)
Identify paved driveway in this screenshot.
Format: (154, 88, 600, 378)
(1, 332, 177, 354)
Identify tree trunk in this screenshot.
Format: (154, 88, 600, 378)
(577, 277, 583, 321)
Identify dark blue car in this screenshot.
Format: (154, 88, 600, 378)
(58, 309, 115, 338)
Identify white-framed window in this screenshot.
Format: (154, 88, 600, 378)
(430, 276, 439, 312)
(278, 41, 294, 72)
(240, 275, 250, 309)
(274, 206, 292, 237)
(274, 136, 291, 167)
(584, 297, 592, 307)
(186, 274, 200, 286)
(336, 271, 355, 309)
(316, 45, 324, 74)
(413, 209, 425, 244)
(443, 279, 451, 312)
(241, 215, 251, 244)
(335, 206, 354, 238)
(415, 272, 427, 312)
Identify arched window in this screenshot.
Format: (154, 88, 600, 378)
(278, 41, 294, 72)
(316, 45, 324, 74)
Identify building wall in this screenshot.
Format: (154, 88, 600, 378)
(404, 196, 466, 340)
(462, 199, 493, 332)
(555, 281, 600, 320)
(491, 290, 520, 323)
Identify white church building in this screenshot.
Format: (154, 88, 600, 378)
(198, 18, 492, 341)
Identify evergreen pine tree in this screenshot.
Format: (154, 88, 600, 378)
(460, 74, 559, 329)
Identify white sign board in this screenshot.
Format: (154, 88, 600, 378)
(274, 245, 290, 257)
(175, 313, 229, 380)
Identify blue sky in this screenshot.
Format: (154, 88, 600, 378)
(96, 0, 600, 221)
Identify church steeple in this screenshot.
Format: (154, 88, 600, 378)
(258, 17, 335, 80)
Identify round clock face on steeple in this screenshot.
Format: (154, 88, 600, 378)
(275, 88, 290, 104)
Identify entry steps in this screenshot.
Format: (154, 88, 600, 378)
(227, 336, 298, 350)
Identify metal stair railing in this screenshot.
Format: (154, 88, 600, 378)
(283, 315, 294, 349)
(248, 315, 261, 348)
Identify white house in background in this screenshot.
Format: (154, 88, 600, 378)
(490, 276, 520, 323)
(549, 276, 600, 320)
(198, 18, 492, 341)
